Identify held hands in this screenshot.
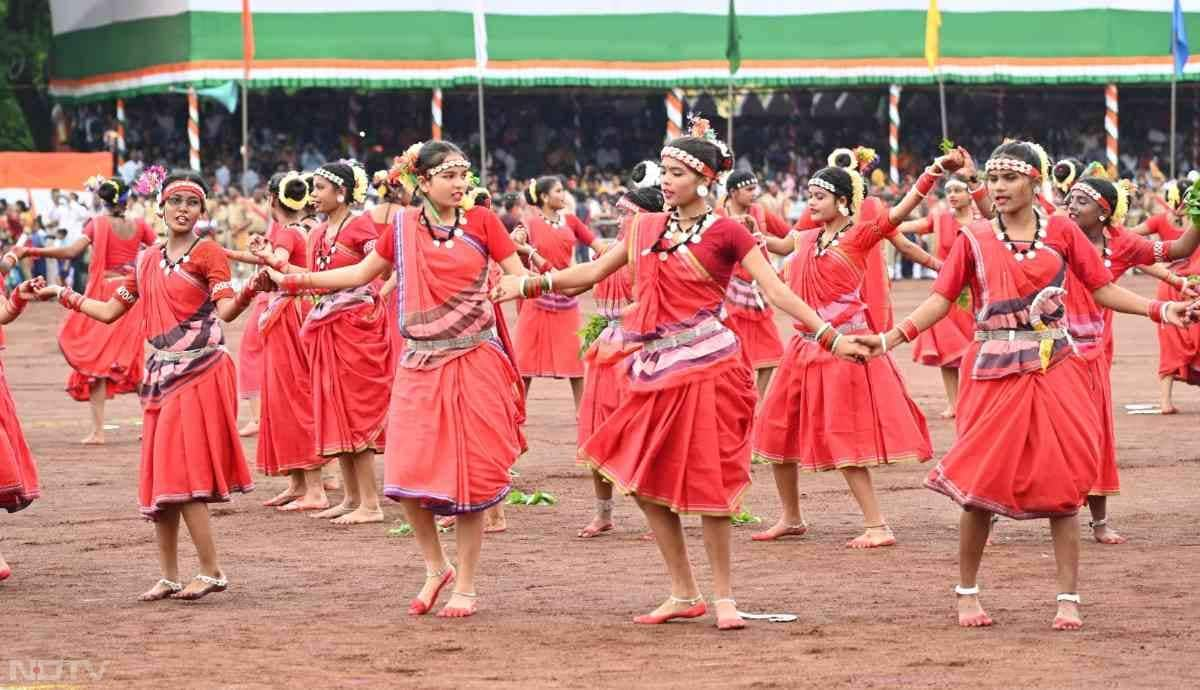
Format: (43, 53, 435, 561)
(14, 277, 46, 302)
(832, 334, 873, 362)
(510, 226, 529, 246)
(248, 234, 273, 261)
(34, 283, 64, 302)
(249, 268, 276, 293)
(935, 147, 968, 174)
(1166, 300, 1200, 327)
(489, 274, 525, 304)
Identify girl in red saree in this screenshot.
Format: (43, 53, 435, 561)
(576, 182, 664, 539)
(895, 170, 991, 418)
(751, 152, 946, 549)
(16, 177, 153, 445)
(860, 142, 1198, 631)
(38, 170, 262, 601)
(291, 161, 392, 525)
(0, 275, 44, 581)
(512, 176, 607, 407)
(227, 172, 329, 512)
(713, 170, 789, 396)
(1128, 181, 1199, 413)
(1061, 176, 1200, 545)
(493, 119, 869, 630)
(267, 141, 528, 618)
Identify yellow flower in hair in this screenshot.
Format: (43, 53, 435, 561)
(1113, 180, 1132, 226)
(849, 169, 866, 214)
(350, 164, 369, 204)
(277, 170, 309, 211)
(852, 147, 879, 172)
(1165, 180, 1182, 209)
(1029, 142, 1051, 181)
(527, 178, 539, 204)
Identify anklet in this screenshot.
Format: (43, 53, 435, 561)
(954, 585, 980, 596)
(669, 594, 704, 605)
(863, 523, 892, 530)
(1088, 518, 1108, 528)
(1056, 593, 1081, 604)
(426, 564, 453, 578)
(455, 591, 479, 598)
(712, 598, 737, 606)
(157, 578, 184, 592)
(596, 498, 614, 513)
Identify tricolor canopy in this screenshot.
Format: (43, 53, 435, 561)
(50, 0, 1200, 102)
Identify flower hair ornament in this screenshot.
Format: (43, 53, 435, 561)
(1053, 159, 1078, 194)
(276, 170, 309, 212)
(828, 146, 879, 173)
(631, 160, 662, 189)
(527, 178, 540, 204)
(1164, 179, 1183, 210)
(661, 113, 734, 198)
(347, 160, 369, 205)
(459, 172, 484, 211)
(133, 165, 167, 197)
(392, 143, 423, 193)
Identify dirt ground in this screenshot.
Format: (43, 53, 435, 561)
(1, 275, 1198, 689)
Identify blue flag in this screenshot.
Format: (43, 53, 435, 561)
(1174, 0, 1189, 77)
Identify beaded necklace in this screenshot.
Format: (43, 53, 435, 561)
(815, 220, 854, 257)
(314, 213, 351, 270)
(642, 211, 714, 261)
(420, 204, 464, 249)
(994, 210, 1046, 262)
(159, 235, 202, 275)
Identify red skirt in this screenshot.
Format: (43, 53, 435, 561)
(1088, 356, 1120, 496)
(725, 311, 784, 370)
(237, 296, 268, 399)
(912, 302, 974, 368)
(61, 276, 144, 402)
(515, 302, 584, 378)
(580, 356, 756, 516)
(139, 354, 254, 519)
(305, 302, 392, 457)
(257, 302, 322, 476)
(0, 359, 39, 513)
(383, 343, 525, 515)
(753, 336, 932, 470)
(577, 342, 632, 446)
(925, 349, 1099, 520)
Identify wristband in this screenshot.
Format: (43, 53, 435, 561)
(915, 170, 941, 198)
(268, 256, 288, 273)
(898, 318, 920, 343)
(23, 246, 44, 258)
(970, 185, 988, 202)
(279, 273, 312, 295)
(1153, 241, 1167, 264)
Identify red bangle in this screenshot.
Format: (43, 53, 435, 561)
(916, 169, 942, 197)
(23, 246, 44, 258)
(279, 274, 303, 295)
(1149, 300, 1166, 323)
(898, 318, 920, 342)
(970, 185, 988, 201)
(58, 288, 84, 312)
(269, 257, 288, 273)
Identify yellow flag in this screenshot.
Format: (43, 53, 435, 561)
(925, 0, 941, 71)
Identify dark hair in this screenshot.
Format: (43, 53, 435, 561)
(163, 169, 210, 197)
(1052, 158, 1085, 186)
(989, 141, 1042, 171)
(829, 150, 855, 169)
(473, 189, 492, 208)
(415, 141, 467, 177)
(267, 172, 309, 212)
(623, 186, 664, 213)
(317, 161, 358, 198)
(1076, 176, 1119, 216)
(663, 135, 734, 176)
(726, 170, 757, 192)
(629, 161, 659, 188)
(809, 166, 854, 203)
(523, 175, 562, 206)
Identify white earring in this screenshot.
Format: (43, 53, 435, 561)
(337, 195, 345, 204)
(838, 204, 850, 217)
(697, 184, 709, 198)
(1099, 215, 1107, 222)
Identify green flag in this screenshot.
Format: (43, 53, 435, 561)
(726, 0, 741, 75)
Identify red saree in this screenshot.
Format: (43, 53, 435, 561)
(255, 222, 321, 476)
(714, 203, 787, 370)
(59, 215, 151, 401)
(754, 212, 932, 471)
(126, 241, 253, 520)
(301, 214, 392, 457)
(0, 357, 39, 512)
(580, 214, 757, 516)
(514, 213, 595, 378)
(377, 207, 525, 514)
(911, 211, 974, 368)
(925, 216, 1112, 519)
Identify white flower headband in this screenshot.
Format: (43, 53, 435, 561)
(985, 157, 1041, 179)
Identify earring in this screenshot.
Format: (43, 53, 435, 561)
(337, 195, 345, 204)
(1099, 215, 1107, 222)
(697, 184, 709, 198)
(838, 204, 850, 217)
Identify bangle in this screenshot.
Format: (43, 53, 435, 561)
(1148, 300, 1166, 323)
(279, 273, 310, 295)
(544, 272, 555, 294)
(829, 333, 843, 354)
(898, 318, 920, 343)
(519, 276, 530, 298)
(970, 185, 987, 201)
(58, 287, 84, 312)
(1163, 301, 1173, 325)
(814, 322, 832, 341)
(1153, 241, 1167, 263)
(916, 168, 942, 197)
(269, 257, 287, 273)
(8, 288, 26, 313)
(879, 331, 889, 354)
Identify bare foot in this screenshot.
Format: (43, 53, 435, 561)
(957, 593, 994, 627)
(310, 501, 357, 520)
(262, 489, 302, 507)
(1052, 601, 1083, 631)
(713, 598, 745, 630)
(484, 515, 507, 533)
(238, 422, 259, 437)
(278, 496, 330, 512)
(330, 506, 385, 525)
(437, 592, 479, 618)
(1161, 405, 1179, 416)
(322, 476, 341, 491)
(437, 515, 457, 530)
(577, 514, 614, 538)
(137, 579, 181, 602)
(80, 432, 105, 445)
(1093, 523, 1127, 545)
(751, 518, 808, 542)
(846, 525, 896, 549)
(940, 407, 957, 419)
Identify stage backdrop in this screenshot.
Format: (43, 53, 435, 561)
(48, 1, 1200, 102)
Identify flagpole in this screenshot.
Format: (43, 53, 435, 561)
(242, 83, 249, 195)
(1171, 74, 1178, 180)
(727, 80, 734, 150)
(477, 82, 487, 188)
(937, 73, 948, 141)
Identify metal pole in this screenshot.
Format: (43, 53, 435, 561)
(727, 79, 734, 150)
(1170, 75, 1178, 180)
(241, 82, 249, 194)
(938, 75, 949, 141)
(477, 81, 487, 188)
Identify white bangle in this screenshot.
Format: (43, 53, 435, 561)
(831, 333, 843, 354)
(1162, 301, 1173, 324)
(879, 332, 889, 354)
(1, 252, 17, 265)
(546, 272, 554, 294)
(815, 322, 832, 341)
(519, 276, 529, 297)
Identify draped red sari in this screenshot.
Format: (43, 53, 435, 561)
(376, 207, 525, 514)
(237, 223, 279, 400)
(256, 222, 321, 476)
(514, 213, 594, 378)
(59, 215, 151, 401)
(911, 211, 975, 368)
(0, 353, 38, 513)
(714, 203, 787, 370)
(925, 216, 1112, 519)
(1147, 213, 1200, 385)
(580, 213, 757, 516)
(125, 241, 253, 519)
(301, 214, 392, 457)
(754, 212, 932, 471)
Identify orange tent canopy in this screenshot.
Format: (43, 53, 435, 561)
(0, 152, 112, 189)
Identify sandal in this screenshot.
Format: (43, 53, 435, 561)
(171, 572, 229, 601)
(409, 565, 456, 616)
(713, 598, 746, 631)
(139, 578, 183, 602)
(633, 594, 707, 625)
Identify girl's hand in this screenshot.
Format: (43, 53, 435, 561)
(833, 334, 872, 362)
(489, 274, 525, 303)
(936, 147, 968, 173)
(15, 277, 46, 301)
(511, 226, 529, 246)
(34, 284, 64, 302)
(263, 266, 287, 287)
(248, 235, 273, 260)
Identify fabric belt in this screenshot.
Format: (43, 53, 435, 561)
(974, 328, 1066, 342)
(151, 343, 225, 362)
(642, 320, 724, 353)
(407, 327, 497, 352)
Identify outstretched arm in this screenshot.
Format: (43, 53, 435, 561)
(37, 284, 131, 324)
(888, 232, 942, 271)
(0, 278, 43, 325)
(18, 236, 90, 261)
(268, 251, 390, 292)
(1092, 281, 1195, 325)
(490, 240, 628, 303)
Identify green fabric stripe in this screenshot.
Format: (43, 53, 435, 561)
(51, 11, 474, 80)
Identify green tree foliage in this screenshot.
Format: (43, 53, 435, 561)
(0, 0, 51, 151)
